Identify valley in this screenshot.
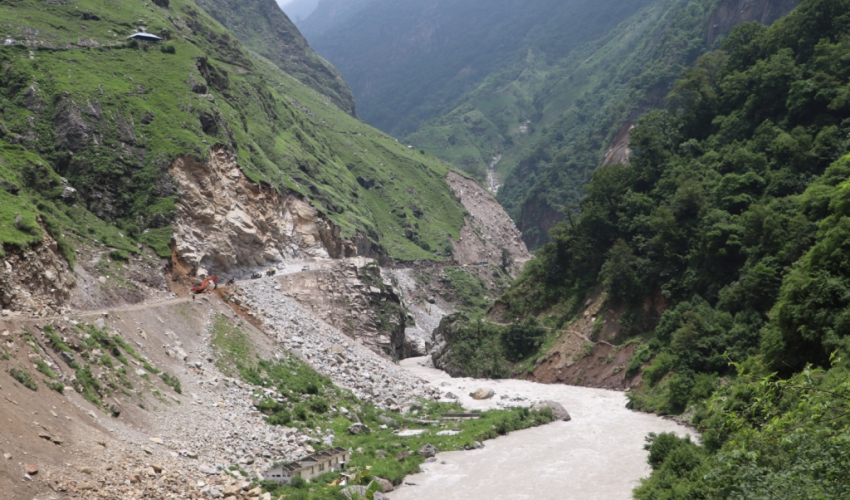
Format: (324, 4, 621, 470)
(3, 0, 850, 498)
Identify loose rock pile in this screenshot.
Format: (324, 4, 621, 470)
(236, 279, 440, 409)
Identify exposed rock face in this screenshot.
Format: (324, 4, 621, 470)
(0, 230, 75, 315)
(169, 147, 356, 278)
(602, 123, 635, 166)
(274, 260, 408, 358)
(706, 0, 797, 46)
(445, 171, 530, 276)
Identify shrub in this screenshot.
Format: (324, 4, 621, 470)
(10, 368, 38, 390)
(109, 249, 129, 262)
(309, 397, 329, 414)
(643, 351, 676, 387)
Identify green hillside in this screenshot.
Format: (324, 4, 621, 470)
(0, 0, 467, 264)
(306, 0, 654, 137)
(409, 0, 796, 248)
(438, 0, 850, 496)
(194, 0, 357, 116)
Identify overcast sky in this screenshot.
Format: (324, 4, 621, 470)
(276, 0, 319, 22)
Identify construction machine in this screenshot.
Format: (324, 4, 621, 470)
(192, 275, 218, 294)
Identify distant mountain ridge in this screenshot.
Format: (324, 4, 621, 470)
(407, 0, 797, 248)
(303, 0, 655, 137)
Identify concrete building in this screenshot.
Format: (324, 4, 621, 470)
(263, 447, 349, 485)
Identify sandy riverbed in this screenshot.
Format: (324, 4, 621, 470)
(388, 358, 693, 500)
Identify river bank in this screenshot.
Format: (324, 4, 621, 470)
(388, 357, 694, 500)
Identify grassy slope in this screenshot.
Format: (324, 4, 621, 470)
(0, 0, 467, 262)
(193, 0, 357, 116)
(409, 0, 723, 240)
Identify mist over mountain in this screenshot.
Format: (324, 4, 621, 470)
(304, 0, 655, 137)
(278, 0, 319, 22)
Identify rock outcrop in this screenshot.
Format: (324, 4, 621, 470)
(170, 147, 357, 278)
(273, 259, 408, 358)
(0, 230, 75, 316)
(706, 0, 797, 46)
(445, 171, 530, 276)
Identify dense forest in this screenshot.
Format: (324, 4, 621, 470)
(406, 0, 794, 248)
(438, 0, 850, 496)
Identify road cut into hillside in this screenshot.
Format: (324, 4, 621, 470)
(390, 358, 694, 500)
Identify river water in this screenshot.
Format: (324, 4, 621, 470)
(389, 358, 693, 500)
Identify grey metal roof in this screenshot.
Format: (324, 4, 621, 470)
(127, 32, 163, 41)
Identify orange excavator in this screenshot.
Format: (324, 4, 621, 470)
(192, 275, 218, 294)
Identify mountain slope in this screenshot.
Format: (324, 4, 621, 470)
(408, 0, 796, 248)
(305, 0, 655, 137)
(194, 0, 357, 116)
(434, 0, 850, 495)
(296, 0, 374, 39)
(0, 0, 484, 291)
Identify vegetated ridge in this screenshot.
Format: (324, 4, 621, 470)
(303, 0, 655, 138)
(194, 0, 357, 116)
(408, 0, 796, 248)
(0, 0, 488, 292)
(433, 0, 850, 496)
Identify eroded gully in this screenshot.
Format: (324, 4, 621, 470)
(389, 357, 694, 500)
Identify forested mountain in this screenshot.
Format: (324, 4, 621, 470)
(0, 0, 473, 271)
(437, 0, 850, 496)
(296, 0, 374, 39)
(409, 0, 796, 248)
(303, 0, 655, 137)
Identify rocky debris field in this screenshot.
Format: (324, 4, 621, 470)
(235, 278, 440, 410)
(445, 171, 529, 274)
(273, 260, 409, 358)
(0, 293, 356, 500)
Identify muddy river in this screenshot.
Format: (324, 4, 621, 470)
(389, 358, 693, 500)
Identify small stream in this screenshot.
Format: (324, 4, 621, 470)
(389, 358, 693, 500)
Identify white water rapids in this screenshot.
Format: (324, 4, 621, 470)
(389, 358, 694, 500)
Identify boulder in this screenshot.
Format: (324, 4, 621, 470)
(24, 464, 38, 475)
(374, 477, 394, 493)
(342, 486, 367, 499)
(532, 400, 571, 421)
(470, 388, 495, 400)
(347, 423, 370, 435)
(418, 444, 438, 458)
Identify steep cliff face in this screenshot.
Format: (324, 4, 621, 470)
(267, 260, 408, 358)
(169, 147, 356, 278)
(195, 0, 357, 116)
(445, 171, 529, 274)
(706, 0, 797, 45)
